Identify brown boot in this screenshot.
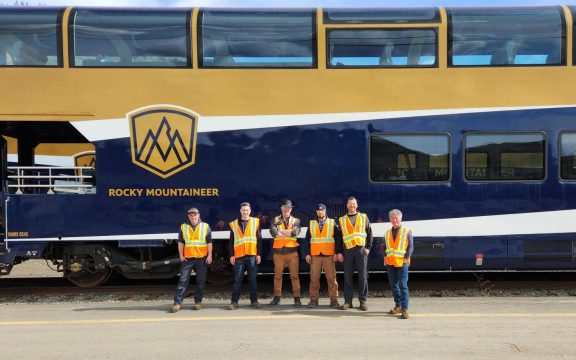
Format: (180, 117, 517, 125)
(307, 300, 319, 308)
(401, 309, 409, 319)
(169, 304, 181, 313)
(389, 305, 402, 314)
(339, 303, 352, 310)
(269, 296, 281, 306)
(359, 301, 368, 311)
(294, 297, 302, 308)
(192, 302, 202, 310)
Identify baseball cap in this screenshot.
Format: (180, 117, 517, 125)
(316, 203, 327, 211)
(280, 199, 293, 208)
(187, 207, 200, 214)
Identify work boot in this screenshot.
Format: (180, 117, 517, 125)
(339, 303, 352, 310)
(359, 301, 368, 311)
(169, 304, 181, 313)
(307, 300, 319, 308)
(401, 309, 409, 319)
(227, 303, 238, 310)
(330, 300, 340, 309)
(294, 297, 302, 308)
(389, 305, 402, 315)
(192, 302, 202, 310)
(269, 296, 281, 306)
(250, 301, 261, 309)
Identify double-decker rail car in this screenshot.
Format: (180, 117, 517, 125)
(1, 6, 576, 286)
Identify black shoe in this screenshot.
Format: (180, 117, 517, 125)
(294, 297, 302, 308)
(250, 301, 261, 309)
(269, 296, 281, 306)
(307, 300, 319, 308)
(330, 300, 340, 309)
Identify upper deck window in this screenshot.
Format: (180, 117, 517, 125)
(448, 7, 565, 66)
(0, 8, 63, 67)
(70, 9, 190, 68)
(328, 29, 437, 68)
(324, 8, 440, 24)
(199, 10, 316, 68)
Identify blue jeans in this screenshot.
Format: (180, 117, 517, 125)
(231, 255, 258, 303)
(386, 263, 409, 310)
(343, 246, 368, 303)
(173, 257, 207, 305)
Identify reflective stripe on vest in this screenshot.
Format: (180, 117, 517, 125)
(309, 219, 335, 256)
(229, 217, 259, 258)
(182, 222, 209, 258)
(384, 226, 411, 267)
(339, 214, 367, 249)
(273, 215, 299, 249)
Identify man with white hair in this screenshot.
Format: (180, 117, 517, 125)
(385, 209, 413, 319)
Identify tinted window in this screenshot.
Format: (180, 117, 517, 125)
(328, 29, 437, 67)
(0, 8, 62, 67)
(324, 8, 440, 24)
(71, 9, 189, 67)
(200, 10, 316, 68)
(465, 133, 545, 181)
(371, 134, 450, 182)
(448, 7, 564, 66)
(560, 132, 576, 180)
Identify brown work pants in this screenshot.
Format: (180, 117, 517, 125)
(309, 255, 338, 301)
(273, 252, 301, 297)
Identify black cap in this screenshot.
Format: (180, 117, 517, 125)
(280, 199, 293, 208)
(240, 202, 251, 208)
(316, 203, 327, 211)
(187, 207, 199, 214)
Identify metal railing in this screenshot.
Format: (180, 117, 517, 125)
(7, 166, 95, 195)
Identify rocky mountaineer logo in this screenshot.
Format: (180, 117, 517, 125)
(127, 105, 199, 178)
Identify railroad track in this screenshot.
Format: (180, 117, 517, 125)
(1, 273, 575, 299)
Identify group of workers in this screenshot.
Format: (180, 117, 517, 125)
(169, 196, 414, 319)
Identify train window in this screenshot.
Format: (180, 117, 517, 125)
(328, 29, 437, 68)
(199, 10, 316, 68)
(448, 7, 565, 66)
(465, 133, 545, 181)
(323, 8, 440, 24)
(70, 9, 190, 68)
(560, 132, 576, 180)
(569, 8, 576, 65)
(0, 8, 63, 67)
(370, 133, 450, 182)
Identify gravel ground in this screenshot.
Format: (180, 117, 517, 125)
(2, 260, 576, 304)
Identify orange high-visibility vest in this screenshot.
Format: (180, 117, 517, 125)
(339, 213, 368, 249)
(384, 226, 411, 267)
(309, 218, 335, 256)
(229, 217, 259, 258)
(181, 222, 209, 258)
(273, 215, 299, 249)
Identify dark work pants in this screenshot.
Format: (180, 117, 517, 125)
(231, 255, 258, 303)
(343, 246, 368, 304)
(173, 257, 207, 305)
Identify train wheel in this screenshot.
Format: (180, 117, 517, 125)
(66, 266, 113, 288)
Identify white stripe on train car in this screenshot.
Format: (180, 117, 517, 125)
(6, 209, 576, 243)
(71, 105, 575, 143)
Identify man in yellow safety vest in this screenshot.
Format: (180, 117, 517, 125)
(170, 207, 213, 313)
(385, 209, 413, 319)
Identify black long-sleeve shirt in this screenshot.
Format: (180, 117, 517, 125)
(228, 217, 262, 257)
(335, 213, 373, 253)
